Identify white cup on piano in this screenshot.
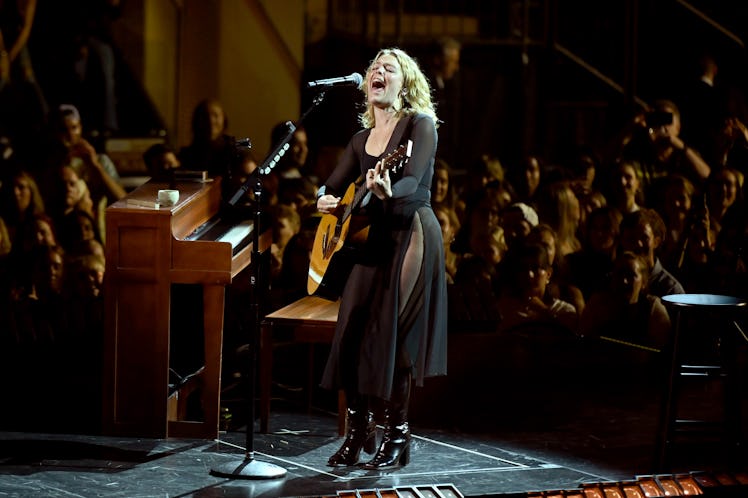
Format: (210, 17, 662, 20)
(157, 189, 179, 207)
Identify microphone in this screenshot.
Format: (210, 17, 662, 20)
(307, 72, 363, 89)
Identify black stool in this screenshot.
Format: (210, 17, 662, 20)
(655, 294, 747, 471)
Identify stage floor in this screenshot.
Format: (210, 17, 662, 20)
(1, 395, 746, 498)
(2, 337, 748, 497)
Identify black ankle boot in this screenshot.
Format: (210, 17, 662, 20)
(362, 418, 410, 469)
(363, 370, 412, 469)
(327, 398, 376, 467)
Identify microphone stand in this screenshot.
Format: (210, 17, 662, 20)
(210, 92, 327, 480)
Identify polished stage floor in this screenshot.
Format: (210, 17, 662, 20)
(2, 380, 747, 498)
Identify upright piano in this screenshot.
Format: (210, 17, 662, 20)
(103, 178, 267, 439)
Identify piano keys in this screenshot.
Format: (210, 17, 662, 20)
(103, 178, 269, 439)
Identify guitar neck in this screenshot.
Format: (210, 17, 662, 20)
(341, 183, 368, 224)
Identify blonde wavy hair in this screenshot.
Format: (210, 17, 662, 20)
(359, 48, 438, 129)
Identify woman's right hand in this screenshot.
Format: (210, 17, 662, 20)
(317, 194, 340, 214)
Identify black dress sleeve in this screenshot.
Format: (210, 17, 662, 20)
(321, 130, 366, 198)
(391, 114, 437, 199)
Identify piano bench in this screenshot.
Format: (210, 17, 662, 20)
(260, 295, 345, 435)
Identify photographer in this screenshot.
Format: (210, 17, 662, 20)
(621, 100, 712, 199)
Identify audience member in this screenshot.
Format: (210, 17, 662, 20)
(566, 206, 622, 300)
(179, 98, 238, 180)
(575, 188, 607, 239)
(621, 99, 711, 197)
(534, 181, 581, 258)
(451, 179, 509, 255)
(431, 158, 464, 220)
(654, 174, 696, 269)
(608, 159, 643, 215)
(500, 202, 538, 251)
(30, 0, 121, 133)
(142, 143, 181, 182)
(426, 36, 462, 167)
(44, 104, 125, 209)
(270, 121, 311, 180)
(1, 169, 45, 245)
(565, 145, 599, 198)
(677, 52, 725, 164)
(0, 0, 47, 142)
(433, 204, 461, 284)
(527, 223, 585, 315)
(705, 166, 741, 247)
(619, 208, 685, 297)
(496, 242, 578, 335)
(580, 251, 670, 354)
(450, 224, 504, 328)
(269, 203, 301, 288)
(506, 154, 542, 206)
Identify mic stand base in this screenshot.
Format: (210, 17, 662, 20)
(210, 454, 287, 480)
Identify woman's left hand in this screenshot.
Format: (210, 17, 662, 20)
(367, 160, 392, 200)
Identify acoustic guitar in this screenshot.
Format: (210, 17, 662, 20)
(307, 140, 413, 299)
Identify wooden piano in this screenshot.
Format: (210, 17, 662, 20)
(103, 178, 267, 439)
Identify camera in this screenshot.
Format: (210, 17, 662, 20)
(646, 110, 673, 128)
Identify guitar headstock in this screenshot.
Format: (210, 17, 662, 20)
(383, 140, 413, 174)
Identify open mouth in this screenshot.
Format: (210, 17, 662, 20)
(371, 78, 385, 90)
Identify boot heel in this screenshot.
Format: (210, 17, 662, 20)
(364, 429, 377, 454)
(399, 444, 410, 465)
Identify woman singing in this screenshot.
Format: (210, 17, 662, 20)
(316, 48, 448, 469)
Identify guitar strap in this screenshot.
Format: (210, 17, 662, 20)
(387, 114, 415, 156)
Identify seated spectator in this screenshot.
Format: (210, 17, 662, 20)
(65, 252, 105, 341)
(269, 121, 311, 181)
(277, 177, 318, 220)
(500, 202, 538, 251)
(433, 204, 461, 283)
(496, 242, 578, 335)
(431, 158, 465, 221)
(450, 224, 505, 328)
(565, 145, 599, 198)
(706, 166, 742, 248)
(142, 143, 181, 182)
(0, 216, 11, 282)
(57, 209, 101, 257)
(0, 216, 10, 258)
(566, 206, 622, 300)
(269, 204, 301, 287)
(527, 223, 585, 315)
(534, 180, 581, 258)
(619, 208, 685, 296)
(179, 98, 237, 181)
(1, 169, 45, 246)
(276, 214, 320, 305)
(654, 174, 696, 269)
(451, 181, 510, 255)
(608, 159, 643, 215)
(47, 104, 125, 196)
(32, 213, 58, 248)
(576, 188, 607, 238)
(506, 154, 542, 206)
(49, 165, 95, 228)
(581, 251, 671, 354)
